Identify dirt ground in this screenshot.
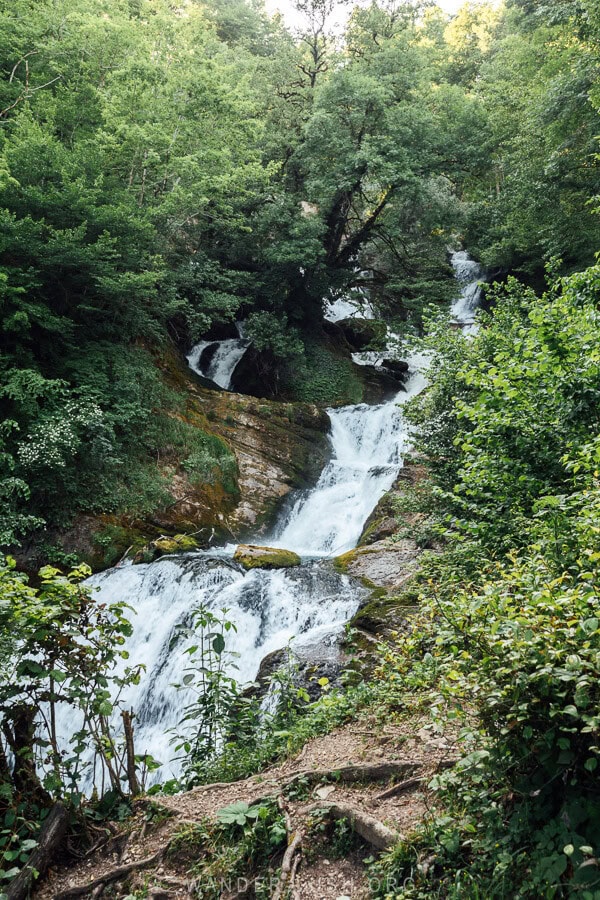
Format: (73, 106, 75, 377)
(38, 714, 457, 900)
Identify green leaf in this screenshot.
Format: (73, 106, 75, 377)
(212, 633, 226, 655)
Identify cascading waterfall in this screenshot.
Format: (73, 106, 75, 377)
(56, 557, 361, 781)
(187, 324, 250, 390)
(58, 358, 426, 786)
(58, 253, 479, 787)
(450, 249, 485, 328)
(270, 357, 428, 557)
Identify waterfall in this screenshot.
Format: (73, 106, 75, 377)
(56, 557, 362, 783)
(450, 250, 485, 328)
(270, 355, 428, 556)
(59, 352, 427, 787)
(58, 254, 489, 787)
(187, 325, 250, 390)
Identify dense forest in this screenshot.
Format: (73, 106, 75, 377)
(2, 0, 600, 897)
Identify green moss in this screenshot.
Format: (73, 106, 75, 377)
(233, 544, 301, 570)
(91, 523, 152, 569)
(351, 587, 420, 635)
(154, 533, 199, 555)
(332, 549, 359, 573)
(281, 339, 363, 406)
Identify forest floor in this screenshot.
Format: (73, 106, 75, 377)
(38, 713, 457, 900)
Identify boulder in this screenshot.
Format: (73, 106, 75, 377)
(233, 543, 301, 570)
(381, 358, 410, 376)
(247, 632, 347, 702)
(133, 532, 199, 564)
(228, 344, 275, 397)
(336, 317, 387, 351)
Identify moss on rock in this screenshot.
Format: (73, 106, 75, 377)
(233, 544, 301, 570)
(153, 533, 199, 555)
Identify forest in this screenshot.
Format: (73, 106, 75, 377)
(1, 0, 600, 897)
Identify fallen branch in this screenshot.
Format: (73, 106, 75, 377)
(309, 801, 400, 851)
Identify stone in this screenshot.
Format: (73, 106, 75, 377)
(336, 317, 386, 351)
(381, 358, 410, 375)
(316, 785, 336, 800)
(233, 543, 301, 570)
(133, 533, 199, 564)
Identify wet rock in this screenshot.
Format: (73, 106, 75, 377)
(233, 544, 301, 570)
(336, 318, 387, 351)
(133, 533, 199, 564)
(228, 344, 274, 397)
(381, 358, 410, 376)
(359, 461, 428, 546)
(250, 631, 349, 701)
(198, 341, 219, 370)
(335, 538, 420, 593)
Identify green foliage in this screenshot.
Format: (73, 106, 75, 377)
(0, 555, 143, 890)
(370, 262, 600, 897)
(281, 338, 364, 405)
(408, 266, 600, 554)
(454, 0, 600, 276)
(169, 798, 286, 899)
(168, 606, 371, 789)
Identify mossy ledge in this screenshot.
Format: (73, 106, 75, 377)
(233, 544, 301, 570)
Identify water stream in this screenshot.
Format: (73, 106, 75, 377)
(450, 249, 485, 328)
(187, 324, 250, 390)
(58, 251, 481, 786)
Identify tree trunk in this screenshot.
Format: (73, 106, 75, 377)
(6, 803, 70, 900)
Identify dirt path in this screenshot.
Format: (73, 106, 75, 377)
(38, 714, 456, 900)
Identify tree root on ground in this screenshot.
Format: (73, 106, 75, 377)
(272, 798, 303, 900)
(308, 800, 400, 851)
(48, 756, 460, 898)
(54, 849, 166, 900)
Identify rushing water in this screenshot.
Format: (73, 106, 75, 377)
(58, 252, 480, 786)
(450, 249, 485, 328)
(270, 358, 428, 557)
(65, 557, 362, 779)
(187, 325, 250, 390)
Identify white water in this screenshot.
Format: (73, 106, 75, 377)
(58, 557, 360, 782)
(324, 276, 375, 323)
(325, 295, 375, 323)
(450, 249, 484, 328)
(60, 352, 426, 786)
(57, 253, 488, 787)
(270, 355, 428, 557)
(187, 327, 250, 390)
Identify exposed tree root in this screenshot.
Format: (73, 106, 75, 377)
(272, 797, 303, 900)
(284, 760, 420, 787)
(7, 803, 70, 900)
(309, 800, 400, 851)
(375, 775, 425, 801)
(46, 755, 452, 898)
(53, 849, 165, 899)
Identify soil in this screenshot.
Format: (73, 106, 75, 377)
(38, 713, 457, 900)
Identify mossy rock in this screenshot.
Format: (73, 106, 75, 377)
(233, 544, 301, 570)
(332, 548, 359, 573)
(133, 533, 199, 563)
(154, 533, 199, 554)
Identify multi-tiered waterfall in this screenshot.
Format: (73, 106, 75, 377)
(57, 252, 480, 785)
